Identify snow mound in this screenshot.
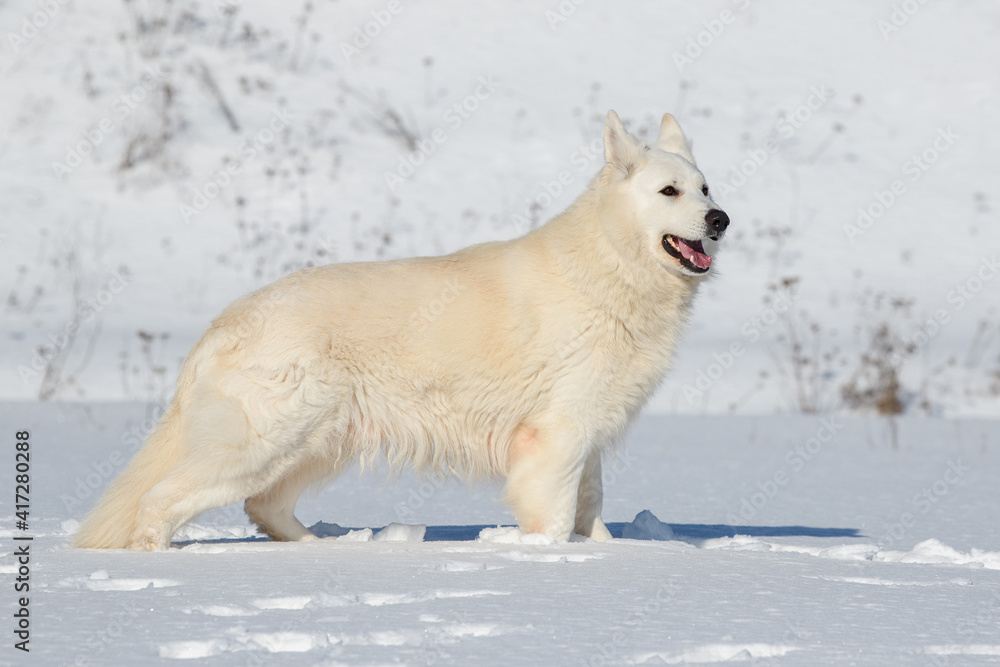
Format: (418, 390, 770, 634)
(923, 645, 1000, 656)
(240, 631, 319, 653)
(621, 510, 676, 541)
(159, 632, 323, 659)
(184, 605, 259, 617)
(636, 642, 796, 664)
(876, 539, 1000, 570)
(159, 639, 228, 659)
(437, 560, 492, 572)
(700, 535, 772, 551)
(816, 544, 880, 560)
(337, 528, 374, 542)
(373, 523, 426, 542)
(251, 596, 312, 610)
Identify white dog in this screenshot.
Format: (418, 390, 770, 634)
(75, 110, 729, 550)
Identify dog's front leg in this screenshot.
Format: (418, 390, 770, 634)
(503, 424, 587, 541)
(574, 449, 613, 542)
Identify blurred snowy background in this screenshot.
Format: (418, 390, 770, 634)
(1, 0, 998, 418)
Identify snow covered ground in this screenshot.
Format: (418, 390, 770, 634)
(7, 402, 1000, 665)
(3, 0, 1000, 665)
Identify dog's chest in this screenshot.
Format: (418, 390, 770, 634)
(554, 307, 684, 417)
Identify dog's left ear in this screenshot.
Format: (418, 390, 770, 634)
(655, 113, 696, 164)
(603, 110, 644, 179)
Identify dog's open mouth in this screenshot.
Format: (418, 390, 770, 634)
(662, 235, 712, 273)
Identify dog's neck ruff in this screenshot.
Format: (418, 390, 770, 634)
(533, 199, 704, 359)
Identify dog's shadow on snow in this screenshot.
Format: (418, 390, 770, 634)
(611, 523, 862, 541)
(172, 521, 861, 549)
(422, 523, 861, 542)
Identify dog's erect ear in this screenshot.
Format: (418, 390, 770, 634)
(655, 113, 695, 164)
(603, 110, 644, 178)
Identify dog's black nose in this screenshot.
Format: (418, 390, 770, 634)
(706, 209, 730, 235)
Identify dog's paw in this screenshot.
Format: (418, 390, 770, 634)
(589, 520, 613, 542)
(575, 517, 612, 542)
(128, 526, 168, 551)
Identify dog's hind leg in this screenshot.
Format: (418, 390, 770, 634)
(574, 449, 612, 542)
(130, 465, 272, 551)
(245, 457, 345, 542)
(127, 391, 311, 550)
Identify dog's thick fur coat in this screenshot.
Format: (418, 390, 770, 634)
(75, 111, 728, 550)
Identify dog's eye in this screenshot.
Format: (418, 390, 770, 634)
(702, 185, 709, 196)
(659, 185, 678, 197)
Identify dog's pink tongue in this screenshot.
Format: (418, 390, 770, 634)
(679, 239, 712, 269)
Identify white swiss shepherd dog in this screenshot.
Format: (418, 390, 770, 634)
(75, 111, 730, 550)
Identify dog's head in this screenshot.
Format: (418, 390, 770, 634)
(599, 110, 729, 278)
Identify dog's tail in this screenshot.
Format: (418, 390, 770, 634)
(73, 403, 185, 549)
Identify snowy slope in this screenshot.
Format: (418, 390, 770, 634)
(6, 402, 1000, 665)
(1, 0, 998, 416)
